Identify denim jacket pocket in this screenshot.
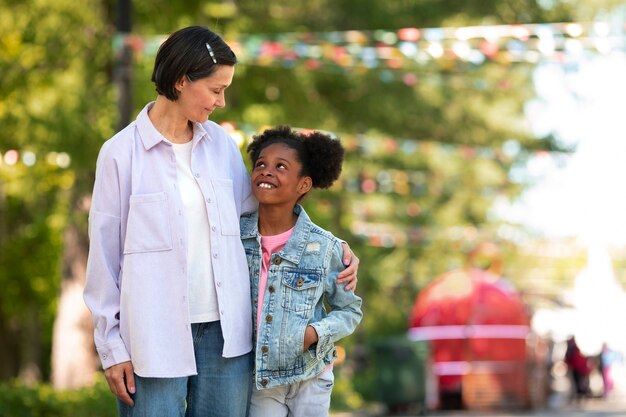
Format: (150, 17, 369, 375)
(281, 268, 322, 313)
(123, 192, 172, 254)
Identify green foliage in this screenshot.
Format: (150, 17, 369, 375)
(0, 160, 72, 379)
(351, 337, 429, 410)
(330, 370, 366, 412)
(0, 374, 366, 415)
(195, 0, 574, 32)
(0, 377, 116, 417)
(0, 0, 114, 380)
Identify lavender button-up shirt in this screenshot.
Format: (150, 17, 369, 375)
(83, 102, 257, 377)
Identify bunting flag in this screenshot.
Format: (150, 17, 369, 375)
(222, 120, 564, 158)
(0, 150, 71, 168)
(0, 126, 567, 249)
(115, 21, 625, 71)
(0, 123, 569, 171)
(222, 121, 571, 194)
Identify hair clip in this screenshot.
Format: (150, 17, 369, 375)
(205, 42, 217, 64)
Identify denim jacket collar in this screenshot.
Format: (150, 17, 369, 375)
(240, 204, 313, 265)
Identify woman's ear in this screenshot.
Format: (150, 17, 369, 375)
(298, 176, 313, 195)
(175, 75, 188, 94)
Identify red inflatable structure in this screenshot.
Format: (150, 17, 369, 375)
(409, 267, 531, 409)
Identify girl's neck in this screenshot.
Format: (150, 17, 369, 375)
(148, 96, 193, 144)
(258, 205, 298, 236)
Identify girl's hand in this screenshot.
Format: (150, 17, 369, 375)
(303, 325, 319, 351)
(338, 242, 359, 291)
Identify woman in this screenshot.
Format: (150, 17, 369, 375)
(83, 26, 358, 417)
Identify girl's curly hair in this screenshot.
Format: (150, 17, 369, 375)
(247, 125, 344, 189)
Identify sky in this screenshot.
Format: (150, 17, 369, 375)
(502, 51, 626, 248)
(514, 48, 626, 354)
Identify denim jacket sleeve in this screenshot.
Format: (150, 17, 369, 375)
(309, 239, 363, 361)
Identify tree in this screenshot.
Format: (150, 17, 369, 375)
(0, 0, 115, 386)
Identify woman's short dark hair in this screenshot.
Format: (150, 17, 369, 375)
(151, 26, 237, 101)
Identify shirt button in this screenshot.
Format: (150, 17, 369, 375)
(216, 282, 222, 287)
(265, 315, 272, 323)
(213, 253, 218, 259)
(182, 296, 186, 303)
(211, 225, 217, 232)
(102, 354, 108, 359)
(178, 210, 182, 216)
(206, 198, 212, 203)
(268, 286, 275, 293)
(261, 379, 268, 386)
(273, 257, 281, 265)
(261, 346, 269, 353)
(195, 173, 200, 178)
(296, 278, 304, 287)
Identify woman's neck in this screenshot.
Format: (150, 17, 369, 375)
(148, 96, 193, 144)
(257, 205, 298, 236)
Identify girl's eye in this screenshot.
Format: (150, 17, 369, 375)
(255, 161, 265, 168)
(277, 163, 286, 169)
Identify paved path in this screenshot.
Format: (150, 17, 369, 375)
(331, 394, 626, 417)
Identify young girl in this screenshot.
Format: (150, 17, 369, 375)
(240, 126, 363, 417)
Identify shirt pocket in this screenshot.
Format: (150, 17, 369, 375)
(212, 179, 240, 236)
(281, 268, 322, 313)
(123, 192, 173, 254)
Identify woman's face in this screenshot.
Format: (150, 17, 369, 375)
(176, 65, 235, 122)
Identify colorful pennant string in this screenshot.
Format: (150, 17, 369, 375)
(114, 21, 625, 70)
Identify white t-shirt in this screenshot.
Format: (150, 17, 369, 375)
(172, 140, 220, 323)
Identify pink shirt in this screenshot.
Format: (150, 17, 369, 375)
(257, 227, 294, 331)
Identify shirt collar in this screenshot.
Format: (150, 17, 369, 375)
(240, 205, 313, 265)
(136, 102, 210, 150)
(279, 205, 313, 265)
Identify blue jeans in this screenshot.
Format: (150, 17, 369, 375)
(118, 321, 252, 417)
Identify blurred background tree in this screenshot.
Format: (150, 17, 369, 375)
(0, 0, 622, 405)
(0, 0, 115, 386)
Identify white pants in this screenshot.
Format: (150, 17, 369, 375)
(248, 368, 334, 417)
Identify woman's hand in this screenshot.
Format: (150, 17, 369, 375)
(104, 361, 136, 406)
(303, 325, 319, 351)
(338, 242, 359, 291)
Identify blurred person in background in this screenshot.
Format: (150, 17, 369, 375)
(599, 342, 622, 398)
(83, 26, 358, 417)
(565, 336, 590, 403)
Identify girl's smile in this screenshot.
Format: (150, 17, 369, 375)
(251, 143, 311, 206)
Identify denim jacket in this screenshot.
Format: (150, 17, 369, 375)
(240, 205, 363, 389)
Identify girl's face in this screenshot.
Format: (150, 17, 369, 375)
(176, 65, 235, 122)
(251, 143, 312, 207)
